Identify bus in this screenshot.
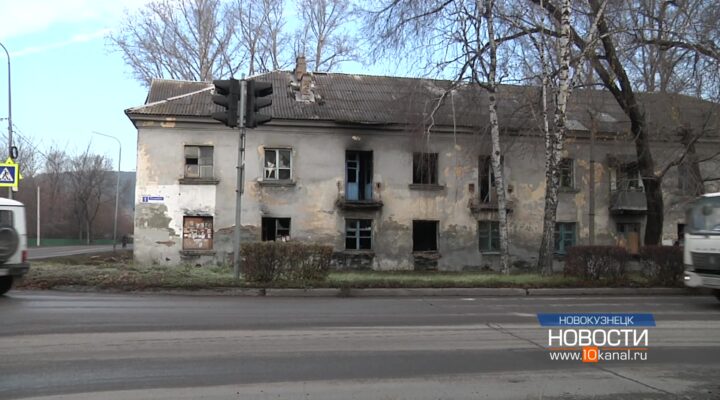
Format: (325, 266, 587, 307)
(684, 192, 720, 300)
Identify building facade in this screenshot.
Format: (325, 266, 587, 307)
(126, 63, 720, 270)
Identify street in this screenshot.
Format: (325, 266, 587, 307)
(27, 245, 133, 260)
(1, 291, 719, 399)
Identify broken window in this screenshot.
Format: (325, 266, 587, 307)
(346, 151, 373, 201)
(559, 158, 574, 189)
(616, 222, 640, 255)
(413, 220, 438, 252)
(412, 152, 438, 185)
(479, 155, 497, 203)
(182, 216, 213, 250)
(554, 222, 576, 255)
(264, 148, 292, 180)
(345, 219, 372, 250)
(262, 217, 291, 241)
(615, 163, 643, 191)
(478, 221, 500, 252)
(184, 146, 213, 178)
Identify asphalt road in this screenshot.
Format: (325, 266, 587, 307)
(27, 245, 133, 260)
(2, 291, 720, 399)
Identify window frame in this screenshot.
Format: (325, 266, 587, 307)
(478, 221, 500, 253)
(412, 152, 439, 185)
(345, 219, 372, 250)
(261, 217, 291, 241)
(554, 222, 576, 255)
(559, 158, 574, 189)
(184, 145, 214, 179)
(264, 148, 293, 181)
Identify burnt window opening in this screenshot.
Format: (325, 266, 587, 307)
(479, 155, 496, 203)
(262, 217, 291, 241)
(346, 150, 373, 201)
(184, 146, 213, 178)
(264, 148, 292, 180)
(413, 220, 438, 252)
(478, 221, 500, 252)
(616, 163, 643, 191)
(182, 216, 213, 250)
(413, 152, 438, 185)
(559, 158, 574, 189)
(346, 219, 372, 250)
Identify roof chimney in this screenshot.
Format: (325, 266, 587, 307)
(295, 56, 307, 80)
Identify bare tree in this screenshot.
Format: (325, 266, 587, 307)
(232, 0, 291, 75)
(364, 0, 529, 273)
(68, 148, 113, 244)
(109, 0, 237, 85)
(296, 0, 357, 71)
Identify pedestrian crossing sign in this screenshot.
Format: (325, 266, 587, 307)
(0, 158, 20, 188)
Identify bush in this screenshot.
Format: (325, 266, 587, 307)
(240, 242, 333, 283)
(639, 246, 683, 287)
(564, 246, 629, 283)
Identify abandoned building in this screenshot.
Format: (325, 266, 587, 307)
(126, 59, 720, 270)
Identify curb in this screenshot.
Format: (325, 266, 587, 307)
(32, 286, 703, 297)
(526, 288, 693, 296)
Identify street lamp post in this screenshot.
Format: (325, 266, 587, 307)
(92, 131, 121, 252)
(0, 42, 13, 199)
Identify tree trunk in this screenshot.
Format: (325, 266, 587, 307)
(538, 0, 571, 275)
(484, 0, 510, 274)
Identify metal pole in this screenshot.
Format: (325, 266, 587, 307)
(0, 42, 13, 199)
(36, 185, 40, 246)
(234, 79, 246, 280)
(92, 131, 121, 252)
(589, 121, 596, 245)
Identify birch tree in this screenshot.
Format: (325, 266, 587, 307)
(364, 0, 524, 273)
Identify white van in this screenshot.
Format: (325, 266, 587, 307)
(0, 198, 29, 295)
(684, 192, 720, 300)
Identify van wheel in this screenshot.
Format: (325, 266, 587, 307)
(0, 276, 13, 295)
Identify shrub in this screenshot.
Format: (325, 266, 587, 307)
(240, 242, 333, 284)
(639, 246, 683, 287)
(564, 246, 629, 284)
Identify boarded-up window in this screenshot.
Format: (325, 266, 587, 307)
(617, 222, 640, 255)
(183, 216, 213, 250)
(185, 146, 213, 178)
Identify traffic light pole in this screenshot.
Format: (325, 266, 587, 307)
(233, 80, 247, 280)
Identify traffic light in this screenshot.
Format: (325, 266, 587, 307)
(246, 80, 273, 128)
(211, 79, 241, 127)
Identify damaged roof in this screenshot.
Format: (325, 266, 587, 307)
(126, 71, 720, 135)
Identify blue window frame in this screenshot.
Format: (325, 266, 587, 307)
(554, 222, 576, 255)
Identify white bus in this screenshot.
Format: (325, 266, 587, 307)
(684, 192, 720, 300)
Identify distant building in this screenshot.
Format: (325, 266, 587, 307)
(125, 57, 720, 270)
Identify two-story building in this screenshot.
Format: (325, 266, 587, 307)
(126, 58, 720, 270)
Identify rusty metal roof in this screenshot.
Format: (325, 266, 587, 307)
(126, 71, 719, 136)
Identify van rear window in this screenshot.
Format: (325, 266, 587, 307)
(0, 210, 12, 226)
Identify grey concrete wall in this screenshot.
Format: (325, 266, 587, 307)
(133, 119, 720, 270)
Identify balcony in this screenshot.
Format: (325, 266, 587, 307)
(609, 190, 647, 215)
(468, 196, 513, 214)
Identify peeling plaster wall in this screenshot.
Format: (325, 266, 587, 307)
(134, 119, 720, 270)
